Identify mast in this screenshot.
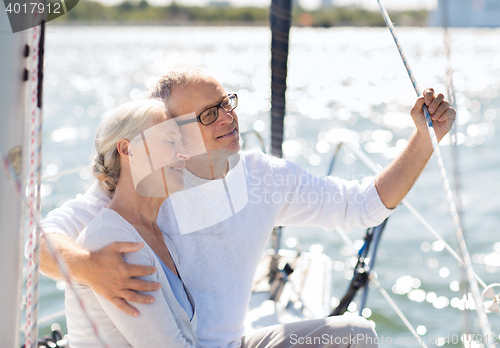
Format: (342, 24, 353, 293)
(268, 0, 292, 278)
(270, 0, 291, 158)
(269, 0, 292, 263)
(0, 8, 32, 348)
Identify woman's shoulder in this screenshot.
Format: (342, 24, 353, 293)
(76, 208, 144, 251)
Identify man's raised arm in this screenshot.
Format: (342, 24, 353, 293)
(375, 88, 456, 209)
(35, 181, 160, 316)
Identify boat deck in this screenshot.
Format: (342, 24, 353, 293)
(245, 249, 332, 333)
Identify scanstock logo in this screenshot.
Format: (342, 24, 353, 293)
(3, 0, 79, 33)
(128, 112, 248, 235)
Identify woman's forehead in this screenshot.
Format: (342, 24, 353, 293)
(143, 116, 182, 140)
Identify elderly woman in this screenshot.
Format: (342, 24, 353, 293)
(64, 99, 199, 348)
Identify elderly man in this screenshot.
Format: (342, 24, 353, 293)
(37, 68, 455, 348)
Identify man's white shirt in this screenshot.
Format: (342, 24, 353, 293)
(36, 150, 394, 348)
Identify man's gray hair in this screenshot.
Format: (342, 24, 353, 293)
(147, 67, 206, 115)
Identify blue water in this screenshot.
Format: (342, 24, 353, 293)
(32, 25, 500, 346)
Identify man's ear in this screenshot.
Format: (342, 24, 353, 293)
(116, 139, 131, 164)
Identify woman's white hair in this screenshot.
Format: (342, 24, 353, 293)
(92, 99, 167, 197)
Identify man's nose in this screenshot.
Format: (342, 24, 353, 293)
(217, 107, 234, 125)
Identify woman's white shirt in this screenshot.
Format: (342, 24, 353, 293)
(64, 208, 199, 348)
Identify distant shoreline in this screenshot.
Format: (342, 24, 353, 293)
(46, 21, 434, 28)
(48, 20, 269, 27)
(51, 1, 428, 27)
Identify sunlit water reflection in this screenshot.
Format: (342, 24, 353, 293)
(34, 26, 500, 346)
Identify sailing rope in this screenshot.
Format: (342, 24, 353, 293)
(24, 19, 44, 348)
(375, 1, 494, 346)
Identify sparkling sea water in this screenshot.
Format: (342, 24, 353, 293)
(33, 25, 500, 346)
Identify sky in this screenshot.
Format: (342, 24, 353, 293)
(95, 0, 439, 11)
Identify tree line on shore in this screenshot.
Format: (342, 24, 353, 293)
(53, 0, 428, 27)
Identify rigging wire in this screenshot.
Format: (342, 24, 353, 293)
(339, 141, 488, 289)
(329, 142, 494, 347)
(370, 277, 429, 348)
(440, 0, 472, 335)
(36, 310, 66, 326)
(41, 164, 89, 181)
(375, 1, 494, 346)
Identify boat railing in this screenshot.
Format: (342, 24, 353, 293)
(42, 165, 89, 182)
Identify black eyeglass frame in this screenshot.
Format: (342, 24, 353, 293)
(196, 94, 238, 126)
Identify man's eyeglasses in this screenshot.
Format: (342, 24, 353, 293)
(197, 94, 238, 126)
